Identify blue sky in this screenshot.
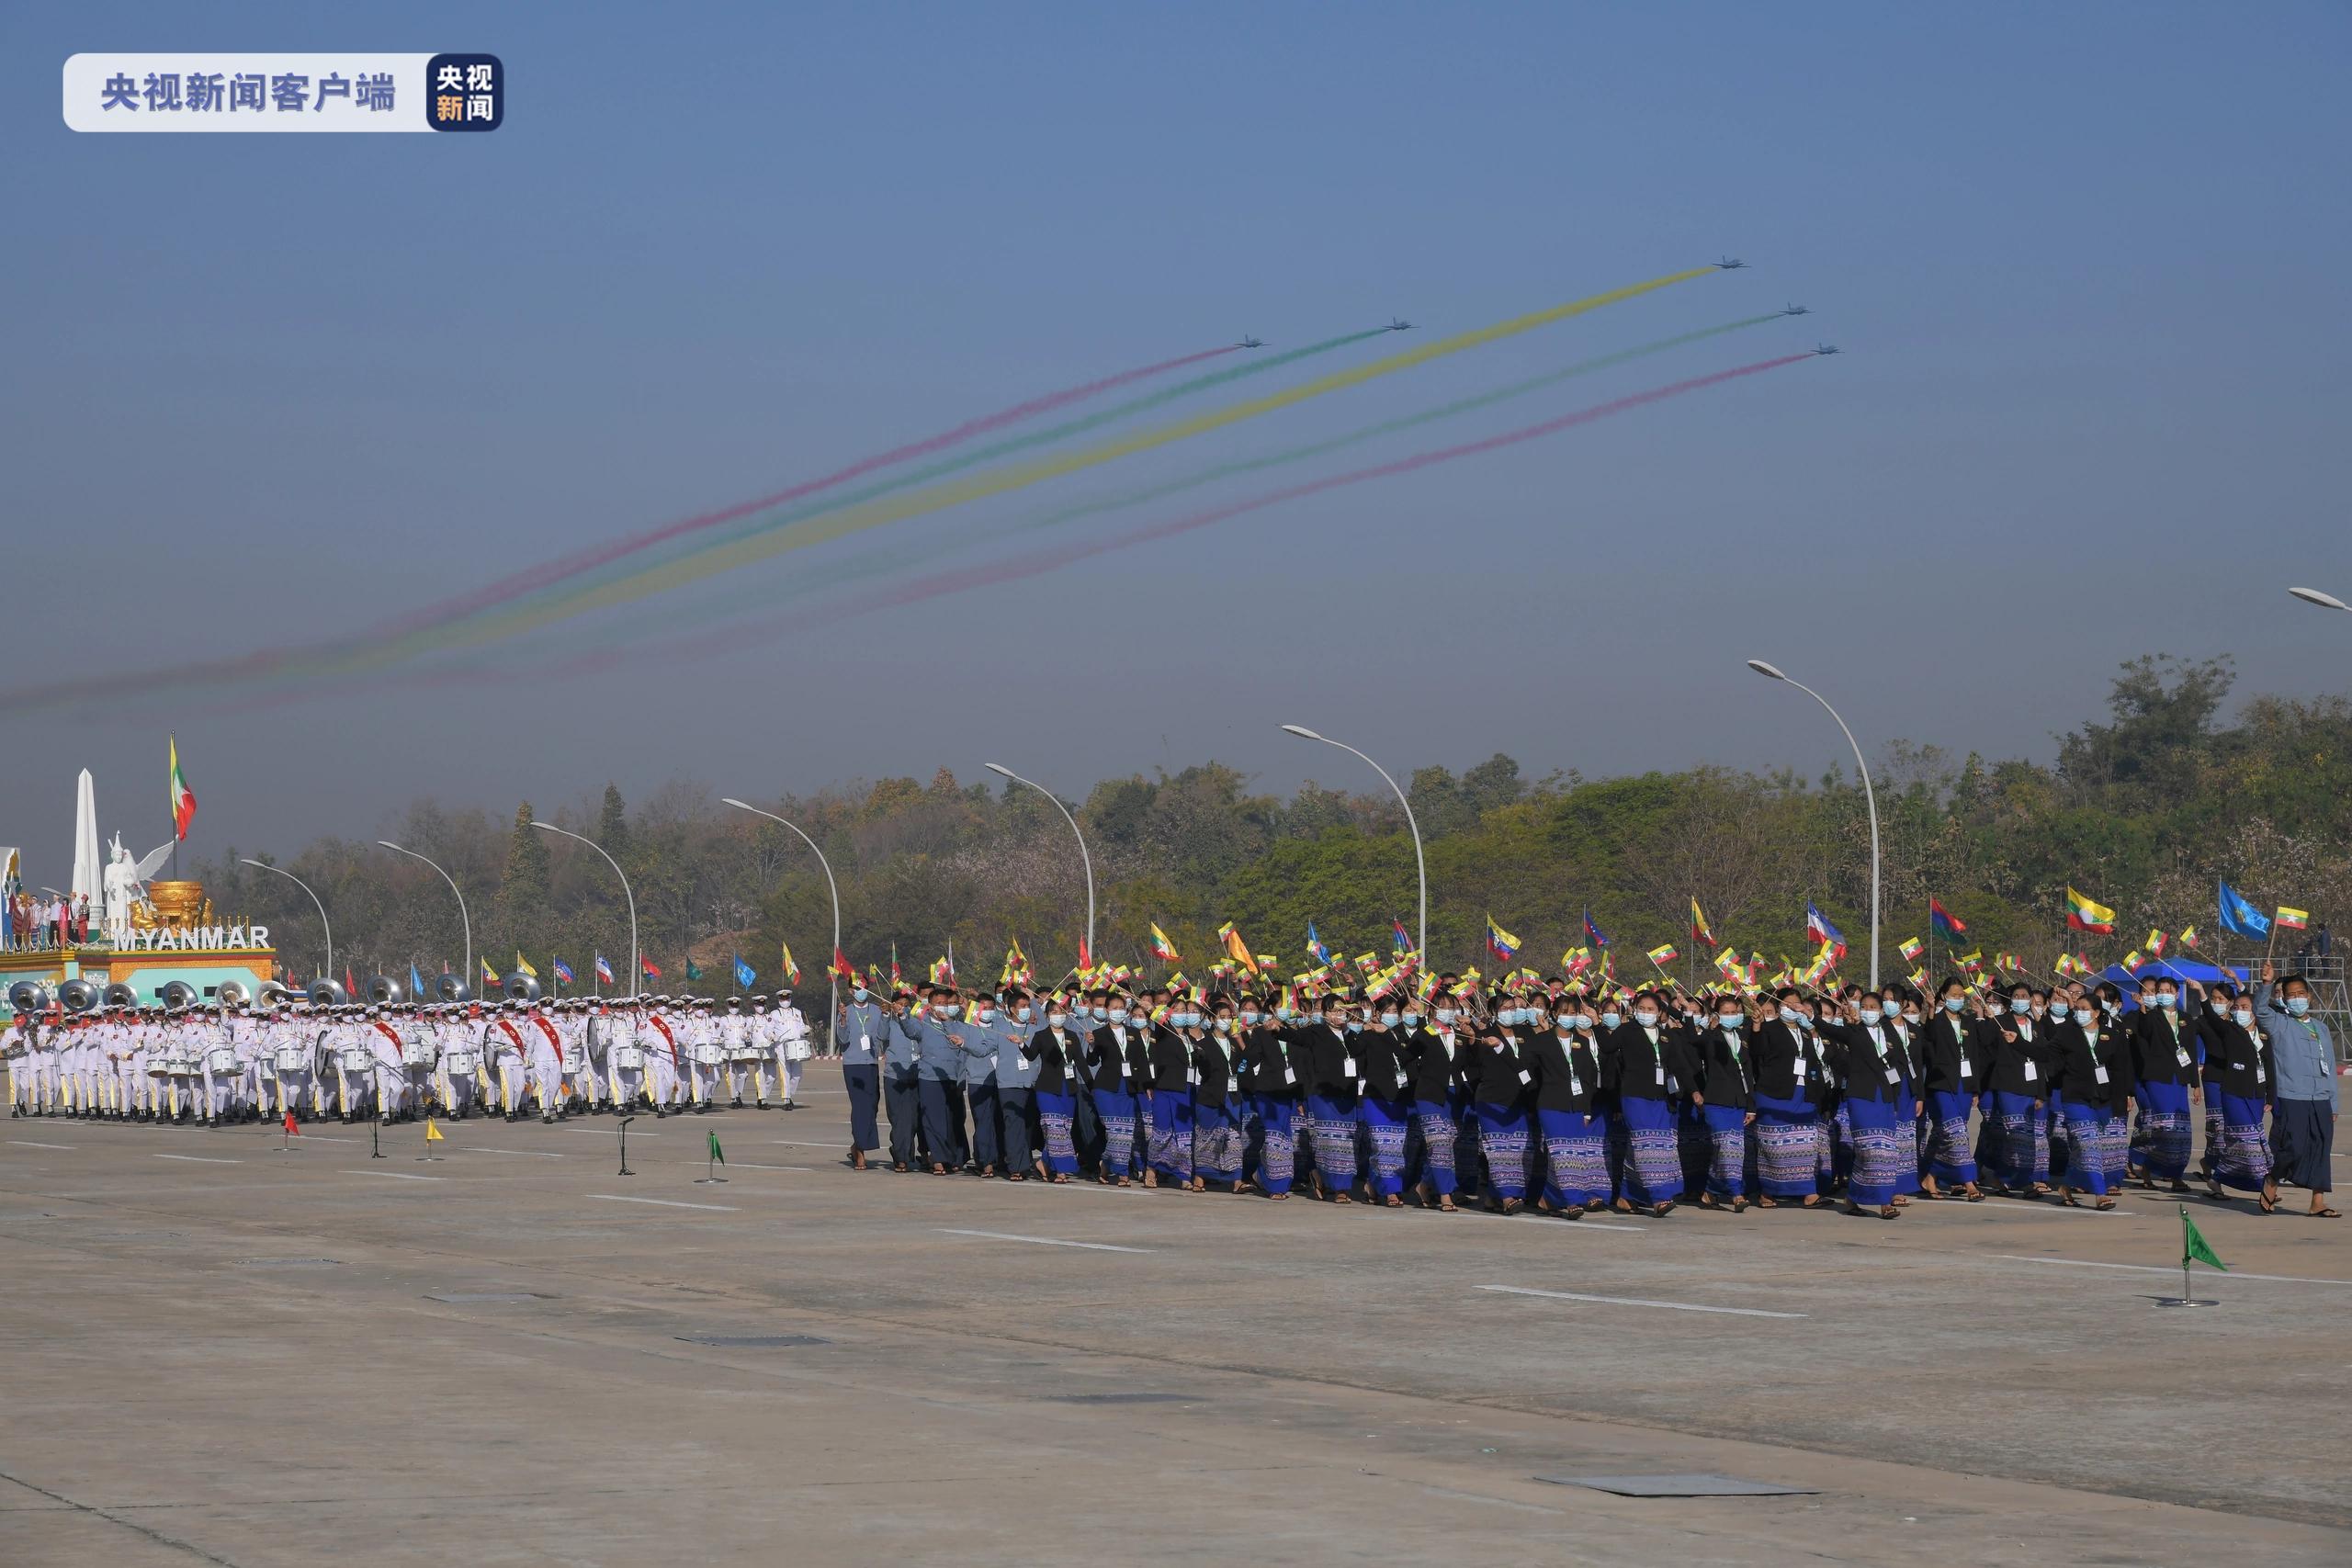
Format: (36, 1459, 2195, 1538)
(3, 2, 2347, 871)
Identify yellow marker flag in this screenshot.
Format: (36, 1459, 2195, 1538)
(424, 1120, 444, 1143)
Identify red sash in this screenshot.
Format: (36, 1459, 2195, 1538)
(371, 1021, 404, 1061)
(531, 1014, 561, 1051)
(495, 1019, 526, 1055)
(648, 1014, 678, 1066)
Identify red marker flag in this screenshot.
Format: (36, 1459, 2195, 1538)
(282, 1111, 300, 1136)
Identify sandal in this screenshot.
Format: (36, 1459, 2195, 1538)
(1879, 1204, 1899, 1220)
(2095, 1198, 2115, 1211)
(1437, 1198, 1458, 1213)
(2312, 1205, 2343, 1219)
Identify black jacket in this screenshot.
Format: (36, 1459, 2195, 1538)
(1984, 1016, 2052, 1099)
(1467, 1035, 1531, 1108)
(1601, 1021, 1692, 1102)
(1749, 1019, 1818, 1104)
(1403, 1026, 1465, 1103)
(1192, 1032, 1240, 1110)
(1238, 1025, 1300, 1099)
(1822, 1019, 1905, 1104)
(1917, 1010, 1991, 1095)
(1295, 1022, 1360, 1103)
(1084, 1024, 1135, 1092)
(1025, 1026, 1082, 1094)
(2195, 1010, 2273, 1100)
(1356, 1027, 1414, 1104)
(2049, 1018, 2123, 1108)
(1694, 1024, 1756, 1110)
(1530, 1030, 1601, 1113)
(2130, 1004, 2199, 1088)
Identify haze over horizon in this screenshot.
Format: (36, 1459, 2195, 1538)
(6, 3, 2347, 874)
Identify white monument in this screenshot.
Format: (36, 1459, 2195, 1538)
(71, 770, 99, 921)
(102, 836, 140, 942)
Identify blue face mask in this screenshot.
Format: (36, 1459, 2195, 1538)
(1239, 1010, 1260, 1025)
(2011, 998, 2030, 1014)
(1859, 1007, 1882, 1024)
(1091, 1007, 1109, 1021)
(2287, 997, 2312, 1017)
(1402, 1012, 1421, 1027)
(1600, 1010, 1623, 1030)
(2073, 1008, 2096, 1026)
(1719, 1013, 1745, 1031)
(2155, 993, 2177, 1010)
(1345, 1020, 1363, 1033)
(1944, 997, 1965, 1012)
(852, 987, 868, 1001)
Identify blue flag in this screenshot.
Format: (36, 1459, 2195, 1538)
(409, 962, 424, 1001)
(733, 954, 757, 988)
(2218, 880, 2269, 940)
(551, 957, 575, 986)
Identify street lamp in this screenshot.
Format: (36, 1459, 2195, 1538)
(377, 840, 472, 999)
(529, 821, 636, 1000)
(985, 762, 1095, 968)
(1281, 724, 1427, 961)
(1747, 660, 1881, 985)
(239, 857, 334, 987)
(722, 798, 843, 1053)
(2289, 586, 2351, 612)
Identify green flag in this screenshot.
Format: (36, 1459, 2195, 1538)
(2181, 1204, 2226, 1271)
(707, 1131, 725, 1166)
(684, 958, 705, 981)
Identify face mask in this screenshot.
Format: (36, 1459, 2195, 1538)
(1402, 1012, 1421, 1028)
(1213, 1017, 1232, 1033)
(2073, 1009, 2096, 1026)
(1239, 1010, 1260, 1025)
(1634, 1009, 1658, 1027)
(1130, 1010, 1151, 1027)
(1046, 1012, 1068, 1028)
(2287, 997, 2312, 1017)
(1859, 1007, 1882, 1024)
(1379, 1012, 1400, 1027)
(2102, 1000, 2120, 1016)
(2233, 1007, 2255, 1027)
(1571, 1014, 1593, 1031)
(1015, 1005, 1033, 1023)
(942, 1003, 964, 1020)
(1091, 1007, 1110, 1022)
(1720, 1013, 1744, 1031)
(1788, 1012, 1809, 1031)
(2010, 998, 2030, 1015)
(2030, 1004, 2048, 1019)
(1435, 1008, 1458, 1025)
(852, 987, 869, 1001)
(1944, 998, 1966, 1012)
(1275, 1008, 1294, 1022)
(1345, 1020, 1363, 1034)
(2155, 994, 2177, 1010)
(1600, 1010, 1622, 1030)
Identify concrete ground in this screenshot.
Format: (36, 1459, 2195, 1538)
(4, 1077, 2346, 1567)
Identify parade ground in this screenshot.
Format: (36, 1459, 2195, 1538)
(5, 1081, 2347, 1568)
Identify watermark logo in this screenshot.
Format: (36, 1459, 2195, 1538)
(63, 53, 503, 133)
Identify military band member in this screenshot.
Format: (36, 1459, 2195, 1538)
(768, 991, 813, 1110)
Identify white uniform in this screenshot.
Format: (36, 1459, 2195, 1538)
(602, 1009, 646, 1108)
(642, 1010, 683, 1111)
(440, 1015, 488, 1117)
(685, 1009, 724, 1107)
(3, 1017, 30, 1114)
(271, 1015, 315, 1118)
(721, 1009, 759, 1104)
(487, 1014, 529, 1118)
(765, 1002, 813, 1106)
(200, 1015, 243, 1121)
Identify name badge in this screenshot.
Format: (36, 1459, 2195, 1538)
(1884, 1066, 1901, 1085)
(2022, 1061, 2038, 1083)
(1568, 1074, 1584, 1097)
(1794, 1058, 1808, 1081)
(2177, 1048, 2192, 1069)
(2093, 1064, 2109, 1085)
(1283, 1066, 1296, 1086)
(1341, 1056, 1356, 1077)
(1395, 1069, 1409, 1089)
(1654, 1064, 1667, 1086)
(1959, 1058, 1973, 1080)
(858, 1033, 871, 1052)
(1667, 1075, 1681, 1094)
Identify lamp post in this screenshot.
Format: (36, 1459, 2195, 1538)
(1747, 660, 1881, 986)
(239, 857, 333, 989)
(377, 840, 471, 1000)
(2289, 586, 2351, 613)
(1280, 724, 1426, 961)
(985, 763, 1095, 969)
(529, 822, 636, 1003)
(721, 798, 843, 1054)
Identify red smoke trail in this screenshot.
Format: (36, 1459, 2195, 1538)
(365, 343, 1245, 641)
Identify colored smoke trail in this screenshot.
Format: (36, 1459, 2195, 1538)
(401, 265, 1720, 660)
(531, 351, 1817, 675)
(511, 311, 1792, 665)
(370, 342, 1244, 642)
(0, 263, 1716, 716)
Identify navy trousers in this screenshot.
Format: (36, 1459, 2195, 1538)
(883, 1067, 921, 1167)
(841, 1064, 880, 1152)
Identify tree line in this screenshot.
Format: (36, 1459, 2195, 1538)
(193, 654, 2352, 995)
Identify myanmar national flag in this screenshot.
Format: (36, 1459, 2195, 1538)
(1899, 936, 1925, 964)
(168, 735, 197, 841)
(2177, 924, 2199, 951)
(1484, 915, 1521, 963)
(1690, 898, 1717, 947)
(779, 940, 801, 986)
(1929, 897, 1966, 941)
(1645, 942, 1679, 967)
(2276, 906, 2311, 931)
(2064, 886, 2116, 934)
(2145, 929, 2169, 958)
(1148, 922, 1181, 962)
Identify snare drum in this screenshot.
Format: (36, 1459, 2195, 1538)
(612, 1043, 644, 1070)
(443, 1050, 479, 1076)
(273, 1046, 306, 1074)
(692, 1043, 726, 1067)
(207, 1047, 239, 1073)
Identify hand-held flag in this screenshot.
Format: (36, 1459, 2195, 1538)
(1899, 937, 1925, 964)
(2064, 886, 2116, 935)
(1148, 923, 1181, 962)
(2216, 881, 2268, 940)
(2276, 906, 2311, 931)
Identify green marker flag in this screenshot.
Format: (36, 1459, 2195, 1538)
(684, 958, 705, 982)
(2181, 1204, 2226, 1271)
(708, 1132, 726, 1167)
